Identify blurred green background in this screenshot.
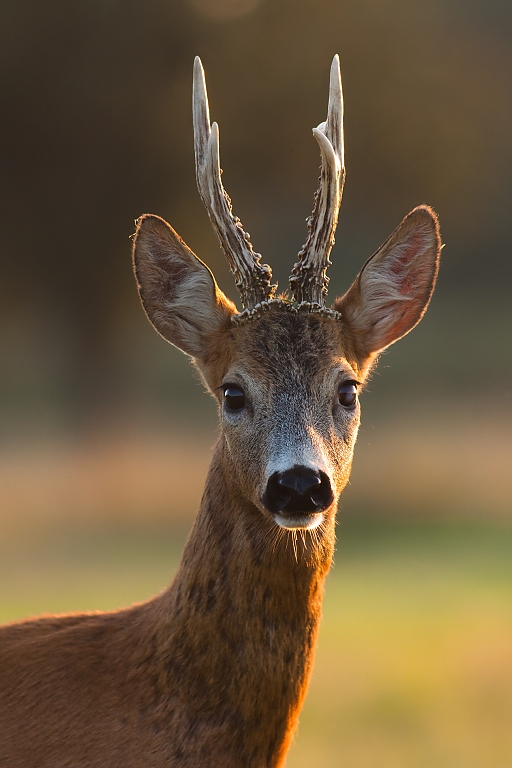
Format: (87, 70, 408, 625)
(0, 1, 511, 765)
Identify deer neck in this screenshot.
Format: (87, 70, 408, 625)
(154, 439, 335, 766)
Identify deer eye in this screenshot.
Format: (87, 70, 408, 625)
(223, 385, 246, 411)
(338, 381, 358, 408)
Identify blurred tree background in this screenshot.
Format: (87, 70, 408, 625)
(0, 2, 511, 766)
(1, 0, 510, 518)
(1, 0, 511, 422)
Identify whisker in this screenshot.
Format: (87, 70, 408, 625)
(265, 522, 281, 554)
(299, 529, 307, 560)
(272, 526, 285, 554)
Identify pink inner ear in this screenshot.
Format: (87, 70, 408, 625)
(147, 240, 191, 302)
(390, 234, 426, 296)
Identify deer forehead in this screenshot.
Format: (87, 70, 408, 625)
(208, 310, 360, 392)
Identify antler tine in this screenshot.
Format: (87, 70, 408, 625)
(289, 55, 346, 305)
(192, 56, 275, 310)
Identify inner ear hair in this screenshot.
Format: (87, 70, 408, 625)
(333, 205, 441, 356)
(133, 214, 236, 359)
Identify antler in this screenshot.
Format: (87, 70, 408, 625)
(193, 57, 276, 310)
(289, 55, 345, 305)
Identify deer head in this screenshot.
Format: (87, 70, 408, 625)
(133, 56, 441, 545)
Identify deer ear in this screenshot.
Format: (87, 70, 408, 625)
(333, 206, 441, 355)
(133, 214, 236, 359)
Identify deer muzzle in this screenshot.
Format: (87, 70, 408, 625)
(262, 465, 334, 529)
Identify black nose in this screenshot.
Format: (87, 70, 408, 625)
(263, 466, 334, 516)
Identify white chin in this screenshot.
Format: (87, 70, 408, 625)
(274, 512, 324, 531)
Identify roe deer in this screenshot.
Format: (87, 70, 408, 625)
(0, 56, 441, 767)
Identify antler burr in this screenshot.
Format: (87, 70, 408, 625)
(289, 55, 345, 305)
(193, 57, 276, 310)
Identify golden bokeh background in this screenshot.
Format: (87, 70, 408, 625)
(1, 1, 511, 765)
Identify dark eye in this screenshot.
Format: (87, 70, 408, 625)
(223, 385, 246, 411)
(338, 381, 358, 408)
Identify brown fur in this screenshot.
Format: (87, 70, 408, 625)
(0, 447, 330, 767)
(0, 207, 441, 765)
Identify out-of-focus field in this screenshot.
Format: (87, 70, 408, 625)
(1, 407, 512, 766)
(290, 524, 512, 768)
(1, 520, 511, 768)
(1, 401, 511, 529)
(1, 404, 511, 766)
